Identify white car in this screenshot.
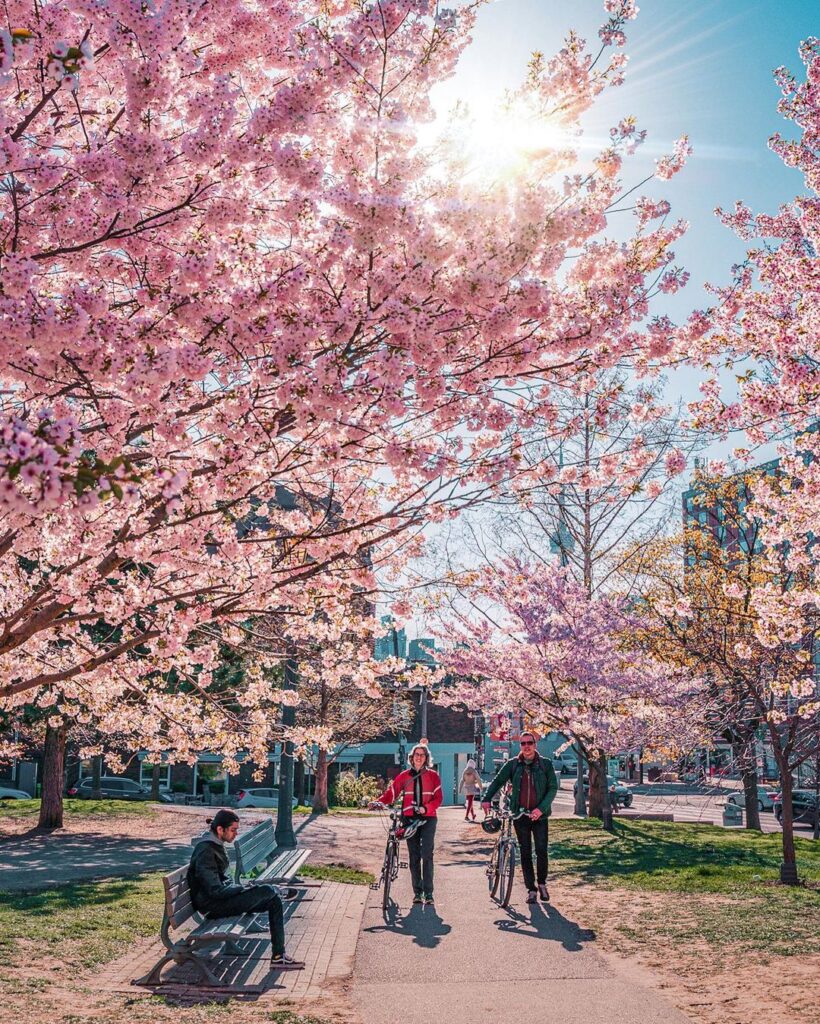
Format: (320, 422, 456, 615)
(726, 786, 776, 812)
(0, 786, 33, 800)
(235, 787, 298, 809)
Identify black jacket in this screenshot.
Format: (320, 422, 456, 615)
(187, 838, 244, 910)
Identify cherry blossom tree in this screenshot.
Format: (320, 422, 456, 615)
(684, 38, 820, 656)
(628, 470, 819, 881)
(437, 558, 704, 829)
(0, 0, 693, 759)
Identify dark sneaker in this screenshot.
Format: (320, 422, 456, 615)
(423, 893, 435, 906)
(280, 887, 300, 900)
(412, 893, 424, 905)
(271, 955, 305, 971)
(526, 889, 537, 904)
(538, 884, 550, 903)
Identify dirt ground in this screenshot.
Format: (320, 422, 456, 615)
(0, 806, 816, 1024)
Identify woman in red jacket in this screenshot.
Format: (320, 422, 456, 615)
(372, 744, 442, 905)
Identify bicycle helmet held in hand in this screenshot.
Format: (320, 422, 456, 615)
(396, 818, 424, 840)
(481, 816, 502, 834)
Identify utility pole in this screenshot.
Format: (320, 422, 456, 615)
(553, 445, 587, 819)
(275, 657, 298, 848)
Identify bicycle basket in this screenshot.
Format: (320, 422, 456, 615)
(481, 817, 502, 834)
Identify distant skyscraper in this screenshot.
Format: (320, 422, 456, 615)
(374, 615, 407, 661)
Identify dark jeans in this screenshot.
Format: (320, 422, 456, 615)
(513, 815, 549, 890)
(405, 817, 437, 896)
(205, 884, 285, 957)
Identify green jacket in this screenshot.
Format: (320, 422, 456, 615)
(483, 754, 559, 817)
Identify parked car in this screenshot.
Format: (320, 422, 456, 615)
(726, 786, 777, 812)
(235, 788, 298, 809)
(0, 786, 33, 800)
(773, 789, 819, 828)
(67, 777, 172, 802)
(573, 774, 634, 808)
(552, 752, 579, 775)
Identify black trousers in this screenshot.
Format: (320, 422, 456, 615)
(205, 884, 285, 957)
(513, 815, 549, 889)
(405, 817, 437, 896)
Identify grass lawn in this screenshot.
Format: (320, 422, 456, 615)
(551, 819, 820, 956)
(0, 799, 156, 820)
(0, 874, 164, 970)
(299, 863, 374, 886)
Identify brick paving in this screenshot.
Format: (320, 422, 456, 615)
(97, 879, 367, 1002)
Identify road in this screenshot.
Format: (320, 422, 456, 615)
(549, 780, 793, 833)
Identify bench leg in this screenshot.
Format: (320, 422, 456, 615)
(134, 947, 225, 988)
(221, 938, 251, 957)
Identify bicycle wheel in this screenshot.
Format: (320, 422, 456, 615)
(487, 840, 501, 897)
(493, 842, 508, 901)
(500, 841, 515, 908)
(382, 843, 396, 911)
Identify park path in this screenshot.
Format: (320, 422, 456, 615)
(351, 808, 693, 1024)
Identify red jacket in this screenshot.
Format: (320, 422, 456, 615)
(379, 767, 443, 818)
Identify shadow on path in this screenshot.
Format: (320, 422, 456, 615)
(0, 831, 189, 890)
(494, 901, 596, 951)
(363, 901, 452, 949)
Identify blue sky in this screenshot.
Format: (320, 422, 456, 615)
(433, 0, 816, 317)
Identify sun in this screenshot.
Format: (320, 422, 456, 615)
(446, 104, 577, 182)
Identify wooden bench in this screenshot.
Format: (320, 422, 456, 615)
(233, 818, 312, 885)
(134, 866, 270, 987)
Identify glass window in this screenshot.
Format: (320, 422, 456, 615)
(139, 761, 171, 788)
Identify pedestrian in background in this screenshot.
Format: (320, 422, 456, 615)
(459, 758, 482, 821)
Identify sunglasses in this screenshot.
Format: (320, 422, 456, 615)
(520, 740, 535, 747)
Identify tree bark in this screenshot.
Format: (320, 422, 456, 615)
(294, 756, 306, 808)
(588, 757, 605, 819)
(776, 755, 798, 884)
(91, 754, 103, 800)
(740, 742, 761, 832)
(313, 748, 329, 814)
(150, 762, 161, 801)
(37, 722, 66, 830)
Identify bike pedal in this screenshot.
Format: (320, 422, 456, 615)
(369, 883, 380, 890)
(399, 861, 409, 869)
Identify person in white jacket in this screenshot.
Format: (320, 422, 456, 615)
(458, 758, 482, 821)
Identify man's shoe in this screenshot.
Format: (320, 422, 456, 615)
(538, 884, 550, 902)
(270, 954, 305, 971)
(412, 893, 424, 904)
(423, 893, 435, 906)
(280, 887, 300, 900)
(526, 889, 537, 904)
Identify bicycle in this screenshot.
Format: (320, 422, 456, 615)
(368, 801, 423, 911)
(485, 808, 530, 908)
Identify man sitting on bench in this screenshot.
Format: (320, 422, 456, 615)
(187, 809, 304, 971)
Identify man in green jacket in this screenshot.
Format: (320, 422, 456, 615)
(481, 732, 558, 904)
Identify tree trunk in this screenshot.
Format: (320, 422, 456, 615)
(598, 752, 614, 831)
(38, 722, 67, 830)
(294, 756, 306, 808)
(150, 762, 161, 801)
(91, 754, 103, 800)
(776, 757, 798, 884)
(588, 757, 605, 820)
(574, 751, 587, 817)
(739, 741, 761, 832)
(313, 748, 329, 814)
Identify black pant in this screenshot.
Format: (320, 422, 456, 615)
(405, 817, 437, 896)
(513, 815, 549, 889)
(205, 884, 285, 957)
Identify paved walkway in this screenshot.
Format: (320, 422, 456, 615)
(351, 809, 693, 1024)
